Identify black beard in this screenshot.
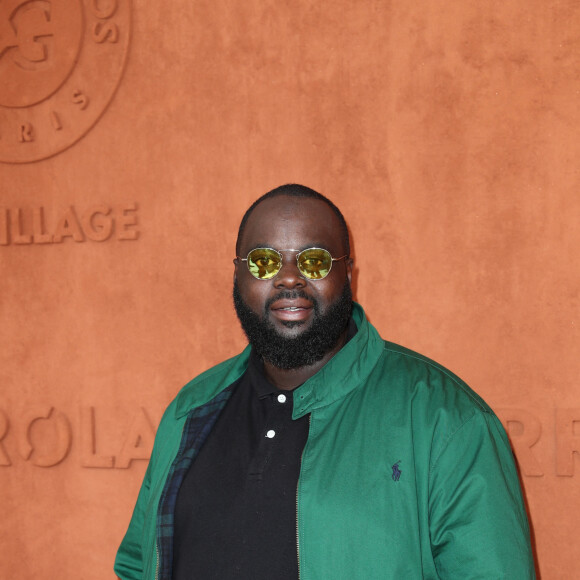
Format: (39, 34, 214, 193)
(233, 279, 353, 370)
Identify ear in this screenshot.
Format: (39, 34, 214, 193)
(233, 258, 240, 283)
(345, 257, 354, 284)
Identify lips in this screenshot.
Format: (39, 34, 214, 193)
(269, 298, 313, 322)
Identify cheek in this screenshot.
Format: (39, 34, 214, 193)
(316, 276, 348, 309)
(239, 276, 270, 311)
(326, 271, 346, 293)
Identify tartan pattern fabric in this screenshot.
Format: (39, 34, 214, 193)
(155, 385, 235, 580)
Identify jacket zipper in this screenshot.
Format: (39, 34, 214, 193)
(296, 490, 301, 580)
(296, 414, 311, 580)
(155, 543, 159, 580)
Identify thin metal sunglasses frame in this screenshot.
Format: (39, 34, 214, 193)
(236, 247, 348, 280)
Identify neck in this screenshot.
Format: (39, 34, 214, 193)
(261, 328, 348, 391)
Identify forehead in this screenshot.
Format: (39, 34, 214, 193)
(239, 196, 345, 254)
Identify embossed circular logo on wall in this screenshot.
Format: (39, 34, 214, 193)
(0, 0, 131, 163)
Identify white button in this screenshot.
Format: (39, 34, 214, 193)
(266, 430, 276, 439)
(277, 394, 287, 403)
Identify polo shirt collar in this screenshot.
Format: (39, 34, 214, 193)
(246, 349, 278, 399)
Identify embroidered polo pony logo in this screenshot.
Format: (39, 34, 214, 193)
(391, 460, 402, 482)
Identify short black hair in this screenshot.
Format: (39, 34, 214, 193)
(236, 184, 350, 256)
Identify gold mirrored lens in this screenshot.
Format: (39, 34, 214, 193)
(297, 248, 332, 279)
(247, 248, 282, 279)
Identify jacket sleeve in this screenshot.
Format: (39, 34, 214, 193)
(114, 461, 153, 580)
(428, 410, 536, 579)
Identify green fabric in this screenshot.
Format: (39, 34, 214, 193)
(115, 303, 535, 579)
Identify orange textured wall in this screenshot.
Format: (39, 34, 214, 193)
(1, 1, 579, 578)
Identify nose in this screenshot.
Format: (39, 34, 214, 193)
(273, 253, 306, 289)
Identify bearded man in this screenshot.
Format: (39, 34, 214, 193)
(115, 184, 535, 579)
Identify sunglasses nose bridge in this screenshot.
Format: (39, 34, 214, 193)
(274, 250, 306, 285)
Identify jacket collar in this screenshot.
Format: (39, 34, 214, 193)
(291, 303, 384, 418)
(174, 303, 384, 419)
(174, 346, 251, 419)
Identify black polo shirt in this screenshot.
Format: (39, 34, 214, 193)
(172, 351, 310, 579)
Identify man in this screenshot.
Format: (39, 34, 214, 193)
(115, 184, 535, 579)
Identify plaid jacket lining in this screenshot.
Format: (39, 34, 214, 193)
(155, 384, 235, 580)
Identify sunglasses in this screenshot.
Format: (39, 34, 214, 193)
(237, 247, 348, 280)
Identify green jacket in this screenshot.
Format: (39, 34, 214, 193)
(115, 304, 535, 579)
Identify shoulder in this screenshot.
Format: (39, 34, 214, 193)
(368, 341, 512, 472)
(170, 346, 252, 419)
(151, 347, 252, 451)
(365, 340, 502, 461)
(377, 340, 493, 415)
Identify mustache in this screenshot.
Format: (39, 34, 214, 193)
(264, 290, 317, 311)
